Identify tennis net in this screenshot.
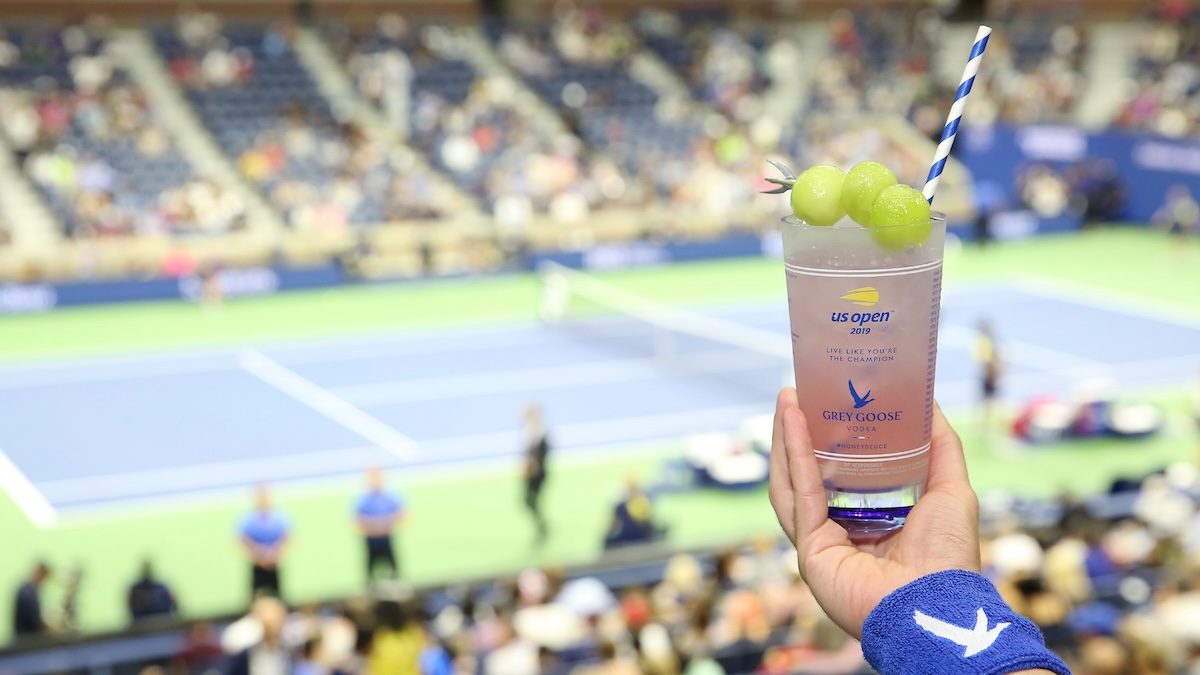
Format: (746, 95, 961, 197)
(536, 261, 790, 366)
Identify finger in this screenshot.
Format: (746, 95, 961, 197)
(925, 401, 972, 495)
(768, 388, 797, 544)
(779, 396, 830, 546)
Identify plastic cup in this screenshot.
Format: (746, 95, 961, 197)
(782, 214, 947, 532)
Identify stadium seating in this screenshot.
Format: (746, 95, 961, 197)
(0, 6, 1120, 279)
(327, 20, 506, 210)
(639, 16, 771, 120)
(153, 19, 445, 229)
(0, 23, 202, 238)
(1112, 7, 1199, 135)
(487, 18, 703, 183)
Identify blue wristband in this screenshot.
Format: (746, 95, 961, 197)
(862, 570, 1070, 675)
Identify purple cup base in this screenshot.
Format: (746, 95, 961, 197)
(829, 506, 912, 533)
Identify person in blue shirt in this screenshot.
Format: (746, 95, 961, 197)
(355, 466, 406, 582)
(238, 485, 290, 600)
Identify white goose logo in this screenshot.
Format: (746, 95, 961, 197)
(914, 608, 1009, 657)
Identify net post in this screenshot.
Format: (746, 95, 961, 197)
(537, 260, 569, 323)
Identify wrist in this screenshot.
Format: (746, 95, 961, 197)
(861, 570, 1069, 675)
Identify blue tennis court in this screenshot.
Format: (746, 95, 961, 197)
(1, 279, 1197, 521)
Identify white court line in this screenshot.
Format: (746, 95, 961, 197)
(418, 403, 772, 456)
(334, 349, 781, 406)
(37, 445, 386, 504)
(0, 320, 670, 388)
(238, 349, 418, 461)
(0, 345, 231, 374)
(271, 320, 657, 366)
(939, 323, 1104, 372)
(0, 322, 545, 376)
(0, 447, 56, 528)
(932, 354, 1200, 401)
(1012, 275, 1200, 330)
(0, 358, 236, 390)
(34, 351, 1200, 517)
(1053, 353, 1200, 380)
(39, 403, 773, 509)
(4, 278, 1193, 388)
(50, 439, 688, 526)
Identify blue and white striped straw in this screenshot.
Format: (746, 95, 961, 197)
(923, 25, 992, 204)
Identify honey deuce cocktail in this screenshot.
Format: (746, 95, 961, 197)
(769, 161, 946, 532)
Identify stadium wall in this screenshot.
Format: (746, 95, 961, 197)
(0, 235, 783, 313)
(957, 124, 1200, 224)
(0, 265, 345, 313)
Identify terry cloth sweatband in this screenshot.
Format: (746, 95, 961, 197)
(862, 570, 1070, 675)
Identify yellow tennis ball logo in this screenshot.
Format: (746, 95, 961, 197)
(841, 287, 879, 307)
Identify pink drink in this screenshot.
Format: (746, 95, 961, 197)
(782, 215, 946, 532)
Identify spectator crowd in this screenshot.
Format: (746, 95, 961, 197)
(15, 447, 1200, 675)
(0, 18, 246, 238)
(1, 2, 1197, 260)
(1112, 0, 1200, 138)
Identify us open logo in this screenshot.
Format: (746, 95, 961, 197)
(840, 287, 879, 307)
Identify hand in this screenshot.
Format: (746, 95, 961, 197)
(769, 387, 981, 640)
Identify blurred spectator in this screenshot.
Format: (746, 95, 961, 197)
(146, 542, 865, 675)
(292, 637, 326, 675)
(355, 465, 407, 582)
(11, 561, 51, 639)
(1068, 160, 1126, 225)
(225, 596, 290, 675)
(574, 640, 637, 675)
(1153, 184, 1199, 243)
(171, 8, 258, 89)
(339, 15, 413, 134)
(522, 404, 552, 546)
(127, 560, 177, 622)
(239, 485, 291, 600)
(603, 477, 662, 549)
(1015, 163, 1072, 218)
(1114, 2, 1200, 137)
(368, 586, 425, 675)
(198, 261, 225, 307)
(174, 621, 225, 672)
(988, 517, 1046, 582)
